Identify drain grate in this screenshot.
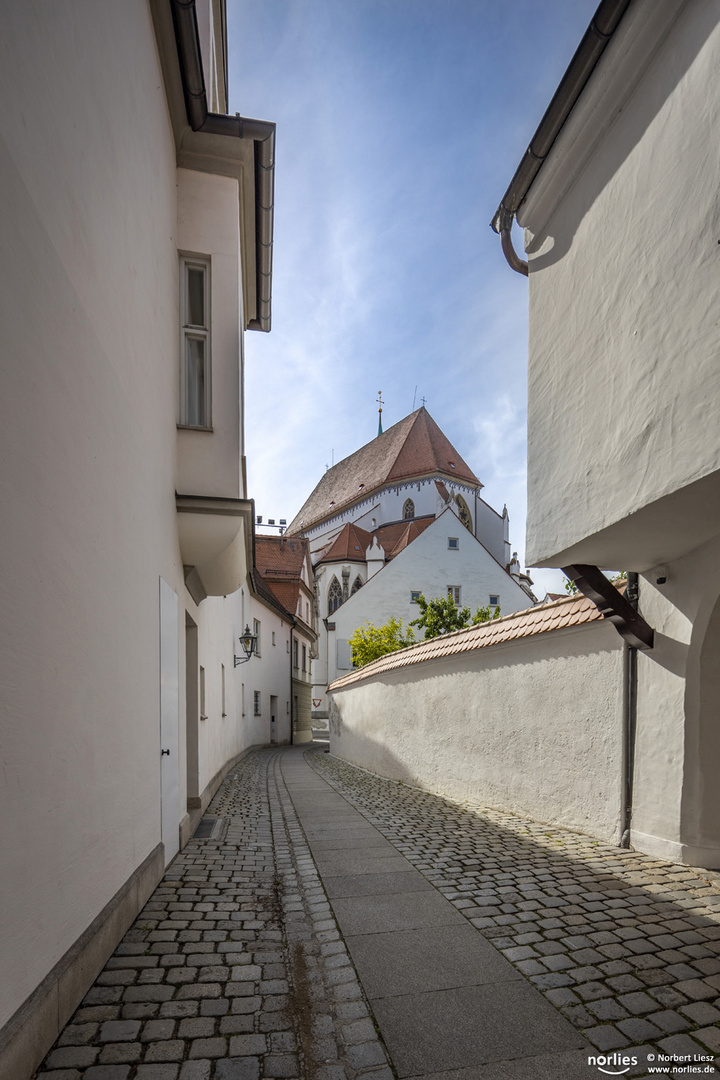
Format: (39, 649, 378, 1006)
(193, 815, 225, 840)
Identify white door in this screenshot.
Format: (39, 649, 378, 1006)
(159, 578, 180, 864)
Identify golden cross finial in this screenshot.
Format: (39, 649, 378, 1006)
(377, 390, 384, 411)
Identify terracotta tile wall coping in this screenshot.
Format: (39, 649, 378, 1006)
(328, 592, 608, 690)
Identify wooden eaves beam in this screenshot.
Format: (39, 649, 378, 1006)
(561, 564, 654, 650)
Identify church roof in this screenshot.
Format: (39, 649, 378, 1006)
(314, 515, 437, 567)
(374, 516, 435, 557)
(315, 522, 373, 564)
(286, 408, 481, 535)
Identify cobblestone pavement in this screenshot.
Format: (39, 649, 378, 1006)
(33, 745, 720, 1080)
(34, 747, 392, 1080)
(307, 747, 720, 1078)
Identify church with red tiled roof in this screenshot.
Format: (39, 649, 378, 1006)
(286, 408, 536, 721)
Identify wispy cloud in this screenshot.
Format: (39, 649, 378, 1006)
(231, 0, 597, 598)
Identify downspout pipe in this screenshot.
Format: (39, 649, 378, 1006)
(170, 0, 275, 332)
(289, 628, 294, 745)
(621, 573, 640, 847)
(490, 0, 632, 275)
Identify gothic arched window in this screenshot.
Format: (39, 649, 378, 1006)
(403, 498, 415, 520)
(456, 495, 472, 531)
(350, 575, 363, 595)
(327, 576, 342, 615)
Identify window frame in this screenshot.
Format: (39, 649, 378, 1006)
(448, 585, 462, 605)
(327, 575, 342, 615)
(410, 590, 421, 604)
(253, 690, 261, 716)
(448, 537, 459, 550)
(489, 594, 500, 608)
(253, 618, 261, 657)
(179, 255, 212, 430)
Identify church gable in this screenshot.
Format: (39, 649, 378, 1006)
(286, 407, 482, 535)
(385, 409, 480, 487)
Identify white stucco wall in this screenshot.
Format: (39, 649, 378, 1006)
(177, 167, 244, 499)
(244, 594, 292, 746)
(631, 532, 720, 868)
(330, 621, 625, 842)
(0, 0, 262, 1037)
(520, 1, 720, 569)
(0, 0, 185, 1031)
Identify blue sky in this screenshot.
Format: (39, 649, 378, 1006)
(228, 0, 599, 598)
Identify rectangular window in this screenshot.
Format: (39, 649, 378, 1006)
(272, 631, 276, 646)
(448, 537, 459, 550)
(180, 256, 211, 429)
(489, 594, 500, 608)
(253, 690, 261, 716)
(448, 586, 461, 605)
(302, 644, 307, 672)
(293, 639, 299, 670)
(410, 591, 421, 603)
(253, 618, 261, 657)
(221, 663, 226, 717)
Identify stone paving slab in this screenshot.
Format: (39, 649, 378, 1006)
(307, 747, 720, 1078)
(370, 982, 586, 1076)
(414, 1048, 603, 1080)
(323, 870, 433, 899)
(343, 924, 519, 996)
(331, 885, 467, 936)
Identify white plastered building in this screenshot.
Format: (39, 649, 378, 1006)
(492, 0, 720, 867)
(0, 3, 278, 1075)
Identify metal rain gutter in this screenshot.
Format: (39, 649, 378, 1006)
(490, 0, 632, 275)
(171, 0, 275, 331)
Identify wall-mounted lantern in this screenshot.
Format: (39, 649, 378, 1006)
(234, 625, 257, 667)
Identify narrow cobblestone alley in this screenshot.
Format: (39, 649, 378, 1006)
(34, 745, 720, 1080)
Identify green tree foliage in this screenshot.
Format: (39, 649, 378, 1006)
(348, 617, 415, 668)
(564, 570, 626, 595)
(410, 594, 500, 640)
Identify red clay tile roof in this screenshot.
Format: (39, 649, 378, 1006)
(250, 569, 292, 620)
(254, 535, 312, 618)
(374, 516, 435, 557)
(315, 517, 436, 566)
(286, 408, 481, 535)
(265, 579, 301, 615)
(328, 593, 608, 690)
(255, 535, 308, 577)
(315, 522, 373, 564)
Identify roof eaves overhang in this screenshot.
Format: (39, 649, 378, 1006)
(490, 0, 632, 272)
(151, 0, 274, 331)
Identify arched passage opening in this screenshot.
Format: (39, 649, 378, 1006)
(681, 588, 720, 868)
